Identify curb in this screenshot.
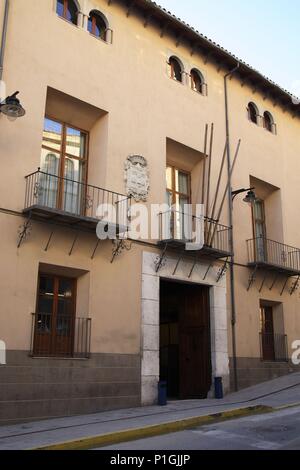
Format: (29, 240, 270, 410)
(32, 405, 273, 451)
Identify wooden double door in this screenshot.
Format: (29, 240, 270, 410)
(160, 280, 211, 399)
(33, 274, 76, 357)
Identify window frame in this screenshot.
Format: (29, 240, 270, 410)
(88, 11, 108, 41)
(41, 116, 89, 211)
(263, 111, 275, 134)
(34, 273, 77, 357)
(169, 57, 183, 83)
(252, 198, 266, 238)
(190, 68, 205, 95)
(166, 165, 191, 207)
(252, 198, 267, 261)
(56, 0, 79, 25)
(248, 102, 259, 125)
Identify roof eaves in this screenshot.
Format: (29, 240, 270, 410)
(140, 0, 300, 109)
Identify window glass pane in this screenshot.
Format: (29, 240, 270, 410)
(176, 171, 189, 195)
(88, 17, 93, 33)
(38, 276, 54, 331)
(56, 0, 64, 17)
(166, 190, 172, 206)
(39, 277, 54, 295)
(57, 279, 73, 335)
(42, 118, 62, 152)
(254, 200, 263, 220)
(57, 298, 73, 315)
(255, 221, 265, 238)
(63, 159, 86, 214)
(170, 59, 182, 82)
(192, 71, 203, 92)
(38, 297, 54, 315)
(39, 151, 60, 208)
(94, 22, 101, 37)
(40, 149, 60, 175)
(65, 127, 86, 158)
(56, 314, 71, 336)
(66, 0, 78, 24)
(88, 14, 106, 38)
(96, 16, 106, 39)
(166, 167, 172, 189)
(58, 279, 73, 298)
(177, 195, 189, 213)
(64, 157, 85, 181)
(56, 304, 72, 337)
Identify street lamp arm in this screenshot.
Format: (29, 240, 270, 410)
(232, 187, 255, 201)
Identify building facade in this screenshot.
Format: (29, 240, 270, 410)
(0, 0, 300, 424)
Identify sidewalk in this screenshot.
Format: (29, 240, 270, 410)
(1, 372, 300, 450)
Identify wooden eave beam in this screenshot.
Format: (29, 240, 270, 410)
(160, 20, 170, 38)
(175, 31, 185, 48)
(126, 0, 136, 17)
(143, 9, 154, 27)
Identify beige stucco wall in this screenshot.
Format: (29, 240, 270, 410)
(0, 0, 300, 364)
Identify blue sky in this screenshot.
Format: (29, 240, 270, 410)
(157, 0, 300, 96)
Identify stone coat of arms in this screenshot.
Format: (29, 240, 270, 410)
(125, 155, 150, 202)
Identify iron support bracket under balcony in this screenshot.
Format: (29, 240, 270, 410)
(111, 239, 132, 264)
(17, 212, 32, 248)
(188, 252, 199, 279)
(290, 276, 300, 296)
(280, 277, 290, 296)
(247, 265, 258, 291)
(155, 243, 168, 273)
(216, 257, 229, 283)
(173, 250, 185, 276)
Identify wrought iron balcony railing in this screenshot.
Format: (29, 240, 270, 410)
(247, 237, 300, 275)
(158, 209, 231, 258)
(259, 332, 288, 362)
(24, 169, 130, 233)
(30, 313, 92, 359)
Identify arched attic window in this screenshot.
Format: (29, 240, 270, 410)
(169, 56, 183, 83)
(88, 10, 108, 41)
(248, 102, 259, 125)
(56, 0, 79, 26)
(190, 68, 206, 95)
(263, 111, 276, 134)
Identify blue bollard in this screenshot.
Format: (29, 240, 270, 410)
(214, 377, 224, 399)
(158, 380, 167, 406)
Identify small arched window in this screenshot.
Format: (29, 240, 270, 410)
(248, 102, 259, 124)
(56, 0, 79, 25)
(169, 56, 183, 83)
(88, 10, 108, 41)
(191, 69, 205, 94)
(263, 111, 275, 133)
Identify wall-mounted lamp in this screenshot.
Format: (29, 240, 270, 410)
(0, 91, 26, 121)
(243, 190, 256, 205)
(231, 187, 256, 204)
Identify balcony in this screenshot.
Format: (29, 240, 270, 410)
(30, 313, 91, 359)
(24, 170, 130, 234)
(247, 237, 300, 276)
(259, 332, 288, 363)
(158, 209, 232, 259)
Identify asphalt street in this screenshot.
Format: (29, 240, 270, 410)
(99, 405, 300, 450)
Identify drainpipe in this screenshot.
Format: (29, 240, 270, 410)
(0, 0, 9, 82)
(224, 62, 240, 392)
